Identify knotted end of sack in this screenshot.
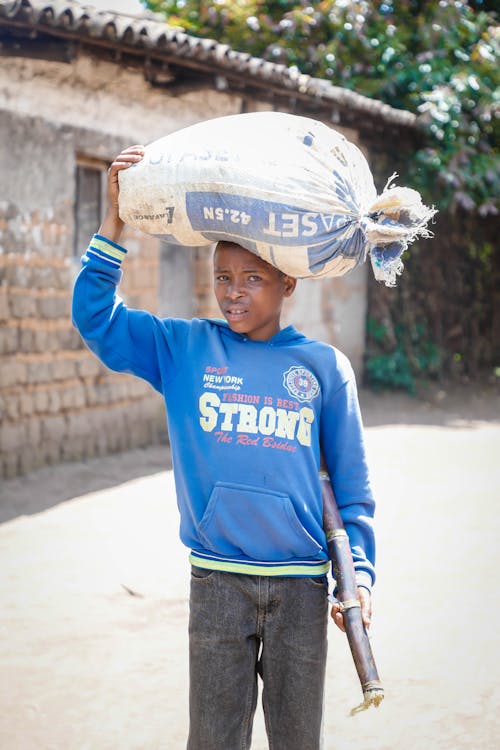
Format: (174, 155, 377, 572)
(362, 175, 437, 287)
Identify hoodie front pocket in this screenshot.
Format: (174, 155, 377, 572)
(198, 482, 322, 561)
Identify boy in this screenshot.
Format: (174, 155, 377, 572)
(72, 146, 375, 750)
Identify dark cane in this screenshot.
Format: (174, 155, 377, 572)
(320, 466, 384, 714)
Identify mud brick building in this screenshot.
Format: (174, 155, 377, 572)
(0, 0, 418, 479)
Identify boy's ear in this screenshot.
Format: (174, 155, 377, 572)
(283, 275, 297, 297)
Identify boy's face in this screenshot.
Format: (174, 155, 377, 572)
(213, 242, 296, 341)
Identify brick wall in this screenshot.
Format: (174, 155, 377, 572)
(0, 107, 168, 481)
(0, 197, 165, 478)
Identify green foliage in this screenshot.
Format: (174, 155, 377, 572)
(365, 348, 416, 394)
(145, 0, 499, 215)
(365, 317, 441, 394)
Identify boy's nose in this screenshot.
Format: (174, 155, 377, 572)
(227, 285, 244, 300)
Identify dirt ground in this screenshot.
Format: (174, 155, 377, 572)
(1, 384, 499, 750)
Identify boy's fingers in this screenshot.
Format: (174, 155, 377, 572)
(116, 146, 145, 160)
(331, 589, 371, 633)
(109, 157, 143, 177)
(109, 158, 140, 171)
(114, 145, 145, 155)
(358, 587, 372, 630)
(330, 602, 346, 632)
(112, 153, 144, 164)
(109, 146, 145, 171)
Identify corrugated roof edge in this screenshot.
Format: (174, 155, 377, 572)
(0, 0, 417, 130)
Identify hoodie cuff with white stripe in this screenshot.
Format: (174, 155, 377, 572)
(85, 234, 127, 268)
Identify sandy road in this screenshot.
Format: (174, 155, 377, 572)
(1, 387, 499, 749)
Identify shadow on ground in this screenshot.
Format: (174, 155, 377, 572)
(0, 444, 172, 524)
(2, 384, 499, 524)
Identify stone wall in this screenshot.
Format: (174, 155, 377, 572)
(0, 112, 164, 480)
(0, 118, 166, 477)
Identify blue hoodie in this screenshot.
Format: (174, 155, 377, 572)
(72, 235, 375, 587)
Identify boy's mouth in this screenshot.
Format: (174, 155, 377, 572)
(225, 307, 248, 321)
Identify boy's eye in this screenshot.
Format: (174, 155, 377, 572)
(216, 274, 229, 282)
(248, 275, 261, 282)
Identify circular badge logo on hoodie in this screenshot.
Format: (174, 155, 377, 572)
(283, 366, 320, 403)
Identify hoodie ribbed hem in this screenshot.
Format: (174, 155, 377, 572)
(190, 550, 330, 578)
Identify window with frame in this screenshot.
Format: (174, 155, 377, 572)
(74, 156, 109, 257)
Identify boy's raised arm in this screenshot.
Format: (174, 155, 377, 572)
(71, 146, 175, 393)
(99, 146, 145, 244)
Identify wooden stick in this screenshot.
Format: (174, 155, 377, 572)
(320, 468, 384, 714)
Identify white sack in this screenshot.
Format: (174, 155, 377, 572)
(118, 112, 436, 286)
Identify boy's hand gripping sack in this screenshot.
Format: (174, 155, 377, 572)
(118, 112, 436, 286)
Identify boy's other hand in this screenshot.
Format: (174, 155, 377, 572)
(330, 586, 372, 632)
(107, 145, 145, 211)
(98, 146, 145, 244)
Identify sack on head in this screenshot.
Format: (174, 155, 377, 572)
(118, 112, 436, 286)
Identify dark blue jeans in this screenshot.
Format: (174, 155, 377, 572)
(187, 567, 328, 750)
